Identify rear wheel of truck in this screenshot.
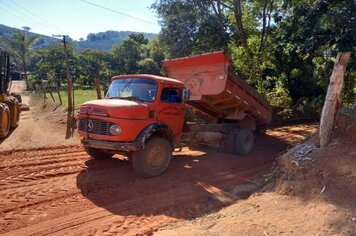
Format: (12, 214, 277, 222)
(0, 104, 10, 138)
(233, 129, 254, 156)
(84, 147, 114, 159)
(6, 97, 20, 128)
(132, 137, 172, 178)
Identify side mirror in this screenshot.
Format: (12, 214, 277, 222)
(182, 88, 190, 101)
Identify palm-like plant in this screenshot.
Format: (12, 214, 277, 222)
(1, 30, 38, 89)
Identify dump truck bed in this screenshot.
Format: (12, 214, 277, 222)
(163, 51, 272, 126)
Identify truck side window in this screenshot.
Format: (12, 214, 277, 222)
(161, 88, 182, 104)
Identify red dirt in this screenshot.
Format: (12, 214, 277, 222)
(0, 81, 321, 235)
(156, 113, 356, 236)
(0, 81, 79, 151)
(0, 125, 317, 235)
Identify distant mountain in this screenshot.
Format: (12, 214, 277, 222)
(75, 31, 156, 51)
(0, 24, 157, 51)
(0, 24, 59, 49)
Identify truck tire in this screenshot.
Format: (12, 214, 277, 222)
(4, 97, 20, 128)
(132, 137, 172, 178)
(84, 147, 114, 159)
(0, 104, 10, 138)
(233, 129, 254, 156)
(7, 97, 20, 128)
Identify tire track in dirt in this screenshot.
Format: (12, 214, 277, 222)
(1, 149, 267, 234)
(2, 160, 271, 236)
(0, 145, 84, 163)
(0, 124, 318, 235)
(0, 147, 89, 192)
(0, 175, 79, 211)
(0, 152, 86, 170)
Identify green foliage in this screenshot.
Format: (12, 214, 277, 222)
(280, 0, 356, 53)
(76, 49, 113, 86)
(27, 74, 42, 86)
(266, 77, 293, 119)
(111, 33, 162, 75)
(228, 35, 275, 94)
(152, 0, 230, 57)
(34, 42, 76, 84)
(1, 30, 38, 73)
(138, 58, 160, 74)
(112, 34, 147, 74)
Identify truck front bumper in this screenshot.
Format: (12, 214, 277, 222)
(81, 139, 141, 151)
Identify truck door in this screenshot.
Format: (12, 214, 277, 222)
(157, 87, 185, 141)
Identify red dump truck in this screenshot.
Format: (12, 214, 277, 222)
(77, 51, 272, 177)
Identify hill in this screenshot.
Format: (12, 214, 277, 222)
(0, 24, 59, 49)
(0, 24, 157, 51)
(74, 30, 156, 51)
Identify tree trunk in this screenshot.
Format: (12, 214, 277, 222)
(319, 52, 351, 147)
(232, 0, 249, 51)
(95, 76, 102, 99)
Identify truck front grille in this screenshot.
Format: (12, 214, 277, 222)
(78, 119, 111, 135)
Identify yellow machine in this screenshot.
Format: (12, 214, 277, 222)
(0, 48, 21, 138)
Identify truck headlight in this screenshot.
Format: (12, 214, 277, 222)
(110, 125, 122, 135)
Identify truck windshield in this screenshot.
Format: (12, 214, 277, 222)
(105, 78, 158, 102)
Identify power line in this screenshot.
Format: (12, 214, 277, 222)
(1, 1, 53, 35)
(80, 0, 158, 26)
(0, 5, 53, 36)
(8, 0, 63, 33)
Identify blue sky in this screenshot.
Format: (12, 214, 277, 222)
(0, 0, 161, 40)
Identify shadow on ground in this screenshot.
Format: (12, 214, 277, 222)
(76, 133, 291, 220)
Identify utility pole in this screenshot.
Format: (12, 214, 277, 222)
(53, 34, 74, 137)
(53, 35, 73, 112)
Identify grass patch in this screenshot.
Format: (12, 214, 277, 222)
(50, 88, 98, 108)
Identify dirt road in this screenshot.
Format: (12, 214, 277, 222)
(0, 81, 79, 151)
(0, 123, 317, 235)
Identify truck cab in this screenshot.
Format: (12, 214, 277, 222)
(77, 74, 187, 177)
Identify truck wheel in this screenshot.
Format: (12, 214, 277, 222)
(4, 97, 20, 128)
(0, 104, 10, 138)
(84, 147, 114, 159)
(132, 137, 172, 178)
(234, 129, 254, 156)
(8, 98, 20, 128)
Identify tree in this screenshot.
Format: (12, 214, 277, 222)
(138, 58, 160, 74)
(320, 52, 351, 147)
(278, 0, 355, 145)
(152, 0, 230, 57)
(146, 36, 166, 74)
(77, 49, 113, 98)
(1, 30, 38, 89)
(112, 33, 149, 74)
(35, 42, 76, 105)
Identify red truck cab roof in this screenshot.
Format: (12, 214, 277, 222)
(112, 74, 184, 86)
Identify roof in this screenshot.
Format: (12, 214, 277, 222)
(111, 74, 184, 86)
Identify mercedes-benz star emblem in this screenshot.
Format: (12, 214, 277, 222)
(87, 120, 94, 131)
